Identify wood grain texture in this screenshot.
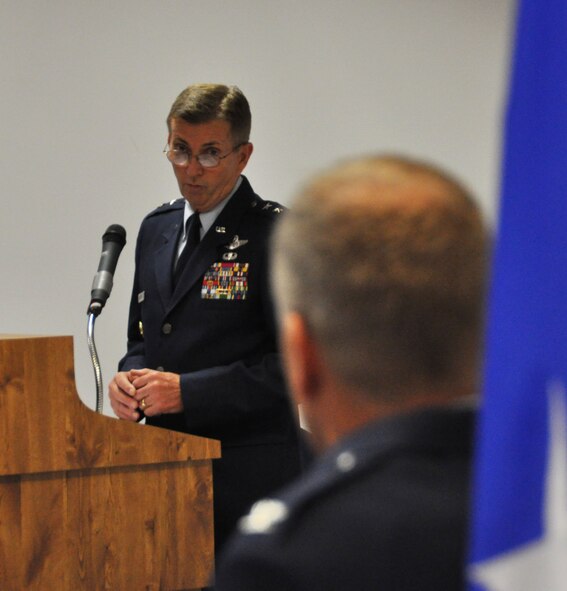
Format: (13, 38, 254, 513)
(0, 335, 220, 590)
(0, 335, 220, 477)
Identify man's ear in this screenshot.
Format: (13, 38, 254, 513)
(236, 142, 253, 170)
(281, 312, 322, 407)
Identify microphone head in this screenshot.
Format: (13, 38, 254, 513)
(88, 223, 127, 316)
(103, 224, 127, 246)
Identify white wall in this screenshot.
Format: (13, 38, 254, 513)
(0, 0, 515, 414)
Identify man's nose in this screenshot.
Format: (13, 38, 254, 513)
(186, 156, 204, 176)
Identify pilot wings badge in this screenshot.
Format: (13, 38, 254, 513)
(227, 235, 249, 250)
(223, 235, 249, 261)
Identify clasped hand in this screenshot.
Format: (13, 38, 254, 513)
(108, 368, 183, 421)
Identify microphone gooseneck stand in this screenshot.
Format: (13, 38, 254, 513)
(86, 224, 127, 415)
(87, 302, 104, 414)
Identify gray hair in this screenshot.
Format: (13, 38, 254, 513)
(167, 83, 251, 144)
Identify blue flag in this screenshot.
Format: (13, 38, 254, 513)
(468, 1, 567, 589)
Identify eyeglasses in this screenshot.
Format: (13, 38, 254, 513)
(163, 142, 246, 168)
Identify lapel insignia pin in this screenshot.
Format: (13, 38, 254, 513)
(223, 252, 238, 261)
(216, 226, 227, 233)
(227, 235, 249, 250)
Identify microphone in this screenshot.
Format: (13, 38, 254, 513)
(88, 224, 127, 316)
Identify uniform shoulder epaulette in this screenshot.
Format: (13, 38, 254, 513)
(249, 198, 286, 217)
(145, 198, 185, 219)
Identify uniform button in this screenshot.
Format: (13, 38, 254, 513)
(156, 366, 164, 372)
(336, 451, 357, 472)
(162, 323, 172, 335)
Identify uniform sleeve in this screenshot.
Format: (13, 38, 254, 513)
(118, 222, 147, 371)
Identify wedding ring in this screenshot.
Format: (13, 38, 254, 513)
(140, 398, 147, 410)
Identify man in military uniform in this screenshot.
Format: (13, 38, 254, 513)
(108, 84, 302, 557)
(214, 155, 488, 590)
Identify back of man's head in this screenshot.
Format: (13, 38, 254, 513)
(272, 155, 488, 411)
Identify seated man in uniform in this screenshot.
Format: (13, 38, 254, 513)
(214, 154, 488, 590)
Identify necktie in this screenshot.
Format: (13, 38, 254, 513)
(173, 213, 201, 287)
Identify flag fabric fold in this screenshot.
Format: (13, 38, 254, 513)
(468, 1, 567, 590)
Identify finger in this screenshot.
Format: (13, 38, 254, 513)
(119, 407, 141, 421)
(123, 408, 141, 421)
(130, 368, 151, 379)
(131, 372, 157, 394)
(110, 382, 140, 410)
(138, 396, 150, 410)
(143, 401, 159, 417)
(112, 372, 137, 397)
(131, 377, 151, 394)
(133, 382, 154, 402)
(109, 395, 140, 421)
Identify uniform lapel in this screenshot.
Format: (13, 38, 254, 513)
(167, 181, 254, 313)
(153, 216, 182, 310)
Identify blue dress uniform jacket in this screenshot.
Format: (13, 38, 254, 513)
(119, 176, 302, 553)
(215, 406, 475, 591)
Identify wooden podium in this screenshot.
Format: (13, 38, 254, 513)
(0, 335, 221, 590)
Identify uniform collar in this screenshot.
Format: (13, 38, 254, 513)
(182, 176, 243, 239)
(290, 405, 476, 506)
(238, 405, 475, 537)
(324, 404, 476, 466)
